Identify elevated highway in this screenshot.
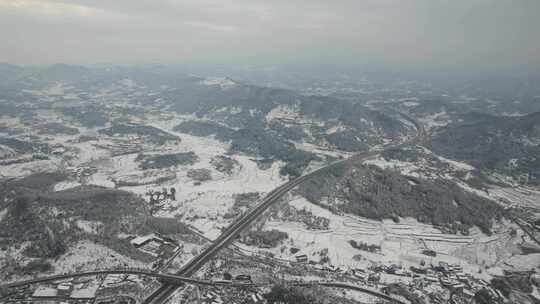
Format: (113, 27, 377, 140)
(1, 269, 407, 304)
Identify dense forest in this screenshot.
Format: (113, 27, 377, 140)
(0, 172, 192, 270)
(430, 111, 540, 185)
(298, 161, 504, 234)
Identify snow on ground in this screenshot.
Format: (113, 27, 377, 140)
(34, 109, 63, 123)
(200, 77, 237, 89)
(294, 141, 351, 159)
(1, 110, 288, 242)
(236, 196, 517, 281)
(76, 220, 103, 234)
(504, 254, 540, 271)
(98, 119, 289, 239)
(418, 111, 451, 131)
(0, 158, 61, 178)
(0, 145, 17, 159)
(0, 115, 21, 127)
(402, 101, 420, 107)
(265, 104, 299, 122)
(38, 132, 80, 146)
(120, 78, 136, 88)
(364, 147, 476, 182)
(71, 279, 101, 299)
(0, 208, 6, 221)
(433, 154, 475, 171)
(363, 156, 424, 179)
(54, 180, 81, 191)
(164, 152, 286, 239)
(488, 186, 540, 209)
(164, 242, 205, 274)
(454, 178, 540, 210)
(85, 171, 116, 188)
(52, 240, 147, 274)
(44, 82, 66, 96)
(339, 288, 385, 304)
(398, 117, 417, 131)
(416, 146, 475, 172)
(32, 287, 58, 297)
(213, 106, 242, 115)
(325, 123, 347, 135)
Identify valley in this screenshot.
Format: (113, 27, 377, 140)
(1, 64, 540, 304)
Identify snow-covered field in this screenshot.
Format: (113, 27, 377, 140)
(52, 240, 148, 274)
(235, 196, 520, 281)
(364, 146, 476, 182)
(418, 111, 451, 131)
(146, 130, 286, 239)
(488, 186, 540, 209)
(1, 94, 537, 298)
(58, 117, 289, 240)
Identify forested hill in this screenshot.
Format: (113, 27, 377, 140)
(429, 111, 540, 185)
(297, 160, 504, 235)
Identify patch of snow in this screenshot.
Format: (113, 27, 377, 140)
(265, 104, 299, 122)
(325, 123, 347, 135)
(71, 280, 100, 299)
(32, 287, 58, 297)
(487, 186, 540, 208)
(0, 208, 6, 221)
(398, 97, 419, 102)
(0, 158, 61, 178)
(502, 112, 525, 117)
(236, 196, 506, 281)
(419, 111, 450, 131)
(364, 156, 424, 179)
(504, 254, 540, 271)
(85, 171, 116, 188)
(294, 142, 351, 159)
(120, 78, 136, 87)
(0, 144, 17, 159)
(435, 155, 475, 171)
(52, 240, 147, 274)
(130, 234, 158, 246)
(214, 106, 242, 115)
(45, 82, 65, 96)
(76, 220, 103, 234)
(402, 101, 420, 107)
(54, 180, 81, 192)
(200, 77, 237, 89)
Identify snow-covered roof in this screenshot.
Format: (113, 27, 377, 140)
(32, 287, 58, 297)
(130, 233, 158, 246)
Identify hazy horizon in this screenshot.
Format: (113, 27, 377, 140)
(1, 0, 539, 73)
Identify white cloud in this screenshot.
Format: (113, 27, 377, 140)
(0, 0, 103, 17)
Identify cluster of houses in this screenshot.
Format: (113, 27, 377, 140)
(202, 289, 265, 304)
(68, 165, 98, 179)
(28, 272, 153, 304)
(94, 138, 143, 157)
(278, 207, 330, 230)
(129, 233, 180, 261)
(281, 251, 508, 302)
(407, 261, 502, 299)
(29, 276, 101, 303)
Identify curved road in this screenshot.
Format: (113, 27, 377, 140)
(4, 115, 422, 304)
(1, 269, 406, 304)
(143, 157, 356, 304)
(295, 282, 407, 304)
(1, 269, 216, 289)
(145, 116, 424, 304)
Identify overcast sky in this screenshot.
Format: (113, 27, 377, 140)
(1, 0, 539, 71)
